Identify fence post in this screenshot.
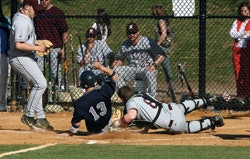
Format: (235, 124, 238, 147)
(199, 0, 206, 97)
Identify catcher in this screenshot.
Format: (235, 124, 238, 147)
(112, 86, 225, 134)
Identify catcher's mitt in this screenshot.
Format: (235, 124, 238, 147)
(35, 40, 54, 57)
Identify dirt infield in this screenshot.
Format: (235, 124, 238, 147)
(0, 110, 250, 146)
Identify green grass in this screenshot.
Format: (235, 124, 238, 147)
(0, 144, 250, 159)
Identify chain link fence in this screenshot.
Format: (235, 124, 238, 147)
(6, 0, 246, 113)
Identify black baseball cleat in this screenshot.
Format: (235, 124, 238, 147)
(202, 115, 225, 130)
(210, 115, 225, 130)
(32, 118, 54, 131)
(203, 93, 217, 107)
(21, 115, 35, 128)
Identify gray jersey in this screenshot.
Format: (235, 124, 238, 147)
(125, 94, 215, 134)
(117, 35, 165, 68)
(77, 40, 114, 76)
(126, 94, 172, 129)
(8, 12, 36, 58)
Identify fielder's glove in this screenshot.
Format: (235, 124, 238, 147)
(35, 40, 54, 57)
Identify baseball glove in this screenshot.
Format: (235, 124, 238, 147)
(35, 40, 54, 57)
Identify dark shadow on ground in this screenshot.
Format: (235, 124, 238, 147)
(215, 134, 250, 140)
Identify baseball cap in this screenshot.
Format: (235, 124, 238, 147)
(23, 0, 43, 12)
(86, 28, 97, 38)
(126, 22, 139, 34)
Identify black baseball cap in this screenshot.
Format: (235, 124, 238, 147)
(23, 0, 43, 12)
(86, 28, 97, 38)
(126, 22, 139, 34)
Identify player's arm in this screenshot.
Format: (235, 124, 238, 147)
(112, 108, 137, 128)
(93, 61, 118, 82)
(153, 54, 165, 67)
(157, 20, 167, 46)
(15, 42, 46, 53)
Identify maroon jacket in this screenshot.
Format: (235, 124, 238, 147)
(34, 6, 68, 48)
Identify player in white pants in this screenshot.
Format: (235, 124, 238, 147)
(113, 22, 165, 98)
(8, 0, 53, 131)
(112, 86, 225, 134)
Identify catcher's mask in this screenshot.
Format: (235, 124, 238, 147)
(80, 70, 97, 89)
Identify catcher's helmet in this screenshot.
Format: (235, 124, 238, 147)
(80, 70, 97, 89)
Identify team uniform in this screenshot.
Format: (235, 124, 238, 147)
(125, 92, 224, 133)
(229, 19, 250, 97)
(76, 40, 114, 85)
(8, 12, 47, 119)
(71, 75, 116, 133)
(114, 35, 165, 97)
(0, 15, 11, 111)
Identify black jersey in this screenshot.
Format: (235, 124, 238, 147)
(72, 76, 116, 133)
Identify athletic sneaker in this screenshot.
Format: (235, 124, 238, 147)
(21, 115, 35, 128)
(210, 115, 225, 130)
(32, 118, 54, 131)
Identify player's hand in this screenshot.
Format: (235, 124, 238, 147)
(36, 44, 47, 53)
(93, 61, 102, 69)
(87, 42, 94, 51)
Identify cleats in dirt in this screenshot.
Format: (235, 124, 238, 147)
(32, 118, 54, 131)
(21, 115, 35, 128)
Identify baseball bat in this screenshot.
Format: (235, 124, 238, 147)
(70, 34, 78, 87)
(77, 35, 85, 62)
(178, 63, 195, 98)
(63, 43, 69, 92)
(47, 53, 53, 103)
(167, 81, 177, 103)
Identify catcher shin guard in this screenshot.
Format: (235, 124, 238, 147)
(180, 99, 206, 115)
(186, 115, 224, 133)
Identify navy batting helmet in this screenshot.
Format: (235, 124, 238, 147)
(80, 71, 97, 89)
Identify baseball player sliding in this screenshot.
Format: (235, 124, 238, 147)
(113, 22, 165, 98)
(59, 62, 118, 136)
(112, 86, 225, 134)
(8, 0, 53, 131)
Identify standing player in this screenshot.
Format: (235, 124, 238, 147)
(76, 27, 114, 86)
(61, 62, 118, 135)
(113, 22, 165, 98)
(8, 0, 53, 131)
(112, 86, 225, 134)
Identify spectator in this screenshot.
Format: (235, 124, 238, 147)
(229, 1, 250, 98)
(34, 0, 69, 91)
(0, 2, 11, 112)
(152, 5, 175, 100)
(113, 22, 165, 98)
(112, 86, 225, 134)
(60, 62, 118, 135)
(91, 8, 111, 42)
(8, 0, 53, 131)
(76, 27, 114, 86)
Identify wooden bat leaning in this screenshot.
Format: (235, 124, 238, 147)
(70, 34, 78, 87)
(63, 43, 69, 92)
(178, 63, 195, 99)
